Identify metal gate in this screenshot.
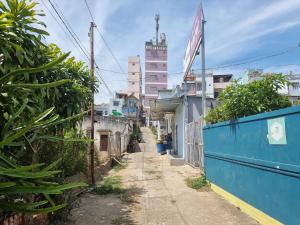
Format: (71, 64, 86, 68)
(185, 120, 204, 168)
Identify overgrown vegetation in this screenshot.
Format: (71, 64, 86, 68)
(112, 161, 128, 172)
(150, 125, 157, 138)
(205, 74, 291, 124)
(0, 0, 95, 216)
(93, 176, 125, 195)
(130, 124, 142, 142)
(186, 175, 209, 190)
(93, 176, 138, 204)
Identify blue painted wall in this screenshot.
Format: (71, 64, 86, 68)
(204, 106, 300, 225)
(175, 104, 185, 158)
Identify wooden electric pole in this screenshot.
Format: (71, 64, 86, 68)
(89, 21, 96, 186)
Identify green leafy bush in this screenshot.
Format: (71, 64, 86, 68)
(0, 0, 94, 216)
(130, 124, 142, 141)
(38, 130, 88, 178)
(186, 175, 209, 190)
(206, 74, 291, 124)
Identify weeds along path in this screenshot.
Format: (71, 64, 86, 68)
(66, 127, 259, 225)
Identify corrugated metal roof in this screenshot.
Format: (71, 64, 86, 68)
(150, 97, 183, 119)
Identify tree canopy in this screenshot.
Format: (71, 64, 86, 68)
(0, 0, 96, 214)
(205, 74, 292, 124)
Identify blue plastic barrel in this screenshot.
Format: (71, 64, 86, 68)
(156, 143, 164, 153)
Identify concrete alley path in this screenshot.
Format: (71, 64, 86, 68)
(117, 127, 259, 225)
(67, 127, 259, 225)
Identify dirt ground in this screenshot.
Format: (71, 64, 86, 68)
(66, 127, 259, 225)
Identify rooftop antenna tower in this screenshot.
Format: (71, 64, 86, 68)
(155, 14, 160, 45)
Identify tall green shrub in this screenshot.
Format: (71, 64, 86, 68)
(206, 74, 291, 124)
(0, 0, 94, 215)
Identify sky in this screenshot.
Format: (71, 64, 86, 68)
(38, 0, 300, 104)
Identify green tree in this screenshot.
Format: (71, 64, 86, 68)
(0, 0, 95, 215)
(206, 74, 291, 124)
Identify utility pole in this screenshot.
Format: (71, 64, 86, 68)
(89, 22, 96, 186)
(201, 19, 206, 123)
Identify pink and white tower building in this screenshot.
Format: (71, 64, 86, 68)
(144, 14, 168, 116)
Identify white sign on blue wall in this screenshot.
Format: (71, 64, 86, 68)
(267, 117, 287, 145)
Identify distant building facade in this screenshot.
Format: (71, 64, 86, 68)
(128, 56, 142, 103)
(244, 69, 300, 104)
(286, 74, 300, 104)
(144, 14, 168, 116)
(182, 73, 233, 98)
(95, 103, 109, 116)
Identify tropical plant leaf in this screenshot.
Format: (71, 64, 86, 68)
(0, 186, 63, 194)
(45, 110, 88, 127)
(42, 158, 62, 172)
(38, 135, 94, 142)
(0, 108, 55, 148)
(0, 153, 17, 168)
(0, 169, 61, 179)
(0, 182, 16, 188)
(2, 98, 29, 136)
(0, 201, 66, 214)
(0, 52, 70, 82)
(0, 182, 87, 194)
(4, 79, 72, 89)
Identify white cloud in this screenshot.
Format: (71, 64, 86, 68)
(38, 0, 300, 103)
(205, 0, 300, 62)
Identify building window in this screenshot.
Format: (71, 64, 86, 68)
(150, 50, 158, 58)
(150, 86, 157, 93)
(163, 63, 166, 67)
(150, 74, 158, 80)
(104, 111, 108, 115)
(132, 82, 135, 85)
(132, 63, 135, 66)
(150, 63, 158, 68)
(197, 83, 202, 91)
(132, 72, 135, 75)
(291, 82, 300, 89)
(113, 101, 119, 106)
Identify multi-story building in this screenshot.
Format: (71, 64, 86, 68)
(144, 14, 168, 116)
(244, 69, 300, 103)
(109, 97, 124, 116)
(128, 56, 142, 103)
(287, 74, 300, 104)
(213, 74, 233, 98)
(182, 73, 232, 98)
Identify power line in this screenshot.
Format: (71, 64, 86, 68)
(83, 0, 95, 22)
(40, 0, 88, 60)
(83, 0, 127, 77)
(51, 0, 90, 56)
(47, 0, 90, 61)
(53, 44, 299, 77)
(46, 0, 114, 97)
(95, 69, 114, 96)
(205, 46, 299, 71)
(167, 45, 300, 76)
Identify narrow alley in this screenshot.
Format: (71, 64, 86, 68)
(67, 127, 258, 225)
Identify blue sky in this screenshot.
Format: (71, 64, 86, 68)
(39, 0, 300, 103)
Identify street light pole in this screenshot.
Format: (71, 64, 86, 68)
(89, 21, 96, 186)
(201, 19, 206, 123)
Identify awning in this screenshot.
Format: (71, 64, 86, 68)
(150, 97, 183, 120)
